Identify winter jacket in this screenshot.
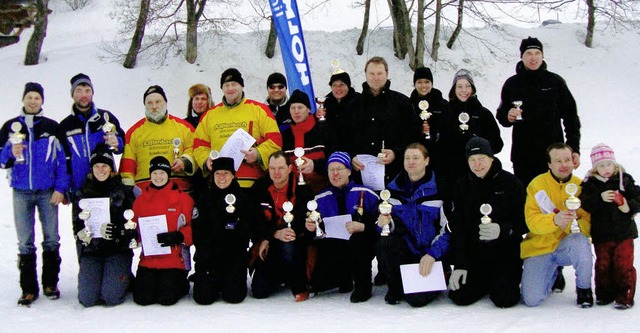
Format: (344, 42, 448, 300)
(409, 88, 449, 174)
(72, 174, 135, 257)
(522, 171, 591, 259)
(450, 158, 527, 269)
(322, 87, 359, 148)
(0, 112, 69, 193)
(314, 181, 380, 236)
(387, 169, 450, 260)
(60, 104, 125, 192)
(133, 181, 194, 270)
(266, 96, 293, 133)
(580, 172, 640, 244)
(496, 61, 581, 179)
(193, 97, 282, 188)
(119, 114, 197, 192)
(439, 95, 503, 186)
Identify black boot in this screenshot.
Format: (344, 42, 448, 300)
(552, 266, 565, 293)
(18, 254, 39, 306)
(42, 251, 61, 299)
(577, 287, 594, 308)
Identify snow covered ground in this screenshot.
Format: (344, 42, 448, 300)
(0, 1, 638, 332)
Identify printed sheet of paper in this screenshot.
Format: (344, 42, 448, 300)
(323, 214, 352, 241)
(356, 154, 385, 191)
(138, 215, 171, 256)
(400, 261, 447, 294)
(81, 198, 110, 238)
(220, 128, 256, 171)
(534, 190, 557, 214)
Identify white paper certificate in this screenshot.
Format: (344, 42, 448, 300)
(355, 154, 385, 191)
(138, 215, 171, 256)
(322, 214, 352, 240)
(81, 198, 110, 238)
(400, 261, 447, 294)
(220, 128, 257, 171)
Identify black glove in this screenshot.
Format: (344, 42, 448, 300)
(157, 231, 184, 247)
(102, 223, 138, 243)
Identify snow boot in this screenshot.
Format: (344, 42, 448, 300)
(18, 254, 39, 306)
(576, 287, 594, 308)
(42, 250, 61, 299)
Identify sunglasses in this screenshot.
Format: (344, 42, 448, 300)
(269, 84, 285, 90)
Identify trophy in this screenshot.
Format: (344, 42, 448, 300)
(102, 113, 117, 151)
(225, 194, 236, 214)
(78, 199, 92, 244)
(9, 122, 26, 164)
(480, 203, 492, 224)
(377, 140, 387, 160)
(513, 101, 523, 123)
(283, 201, 294, 229)
(172, 138, 182, 160)
(315, 96, 327, 122)
(294, 147, 306, 185)
(209, 149, 219, 161)
(418, 100, 432, 140)
(307, 200, 324, 239)
(458, 112, 470, 132)
(565, 183, 581, 234)
(123, 209, 138, 249)
(378, 189, 393, 236)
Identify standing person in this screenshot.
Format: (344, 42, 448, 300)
(60, 73, 125, 193)
(304, 152, 379, 303)
(251, 151, 313, 302)
(120, 85, 198, 194)
(521, 143, 593, 308)
(439, 69, 503, 189)
(314, 68, 360, 145)
(579, 143, 638, 309)
(191, 157, 265, 304)
(72, 143, 135, 307)
(344, 56, 422, 185)
(448, 137, 527, 308)
(194, 68, 282, 188)
(0, 82, 69, 305)
(265, 72, 293, 131)
(184, 83, 213, 128)
(376, 143, 450, 307)
(132, 156, 194, 306)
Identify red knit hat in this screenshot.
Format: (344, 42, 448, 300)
(590, 143, 616, 168)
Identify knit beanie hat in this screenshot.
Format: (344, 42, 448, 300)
(211, 157, 235, 175)
(70, 73, 93, 97)
(220, 68, 244, 88)
(143, 85, 167, 104)
(449, 69, 477, 99)
(590, 143, 616, 167)
(520, 37, 543, 57)
(23, 82, 44, 101)
(89, 143, 115, 169)
(413, 67, 434, 84)
(289, 89, 311, 109)
(267, 72, 287, 88)
(465, 136, 494, 159)
(329, 71, 351, 87)
(327, 151, 352, 171)
(149, 156, 172, 176)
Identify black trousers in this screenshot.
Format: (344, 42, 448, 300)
(251, 240, 308, 298)
(133, 266, 188, 306)
(193, 249, 248, 304)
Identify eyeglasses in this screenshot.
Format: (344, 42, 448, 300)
(269, 84, 285, 90)
(328, 166, 348, 174)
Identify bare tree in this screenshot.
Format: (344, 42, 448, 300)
(24, 0, 48, 65)
(446, 0, 463, 49)
(123, 0, 150, 69)
(413, 0, 425, 67)
(387, 0, 414, 61)
(265, 17, 277, 58)
(356, 0, 371, 55)
(186, 0, 207, 63)
(584, 0, 595, 47)
(430, 0, 442, 62)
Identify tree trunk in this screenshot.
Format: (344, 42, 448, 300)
(185, 0, 197, 63)
(413, 0, 425, 69)
(431, 0, 442, 62)
(265, 17, 276, 59)
(123, 0, 150, 69)
(387, 0, 405, 59)
(356, 0, 371, 55)
(446, 0, 464, 49)
(399, 0, 415, 66)
(584, 0, 595, 47)
(24, 0, 48, 66)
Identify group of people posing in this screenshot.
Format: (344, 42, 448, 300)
(1, 37, 637, 311)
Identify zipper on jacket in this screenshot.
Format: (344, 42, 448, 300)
(28, 126, 33, 189)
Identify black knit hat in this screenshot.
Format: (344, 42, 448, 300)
(220, 68, 244, 88)
(211, 157, 235, 174)
(149, 156, 172, 176)
(413, 67, 433, 84)
(143, 85, 167, 104)
(70, 73, 93, 97)
(520, 37, 543, 57)
(465, 136, 494, 159)
(266, 72, 287, 88)
(289, 89, 311, 109)
(23, 82, 44, 101)
(329, 71, 351, 87)
(89, 143, 115, 169)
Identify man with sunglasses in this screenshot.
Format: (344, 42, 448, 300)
(265, 72, 293, 132)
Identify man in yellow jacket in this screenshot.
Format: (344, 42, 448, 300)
(193, 68, 282, 188)
(521, 143, 593, 308)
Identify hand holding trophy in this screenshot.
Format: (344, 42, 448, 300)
(283, 201, 294, 229)
(123, 209, 138, 249)
(315, 96, 326, 122)
(9, 122, 26, 164)
(172, 138, 182, 160)
(378, 189, 393, 236)
(513, 101, 523, 123)
(458, 112, 470, 132)
(102, 113, 117, 151)
(307, 200, 324, 239)
(565, 183, 581, 234)
(294, 147, 306, 185)
(418, 100, 432, 140)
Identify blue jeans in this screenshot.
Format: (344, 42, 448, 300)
(522, 233, 593, 306)
(13, 189, 60, 255)
(78, 251, 132, 307)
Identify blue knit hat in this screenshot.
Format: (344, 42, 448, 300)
(327, 151, 351, 170)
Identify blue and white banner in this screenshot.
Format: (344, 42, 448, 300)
(269, 0, 316, 112)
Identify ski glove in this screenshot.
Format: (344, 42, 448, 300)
(101, 223, 138, 243)
(76, 227, 92, 246)
(157, 231, 184, 247)
(479, 222, 500, 241)
(449, 269, 468, 291)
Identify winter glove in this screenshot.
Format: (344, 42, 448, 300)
(101, 223, 138, 243)
(157, 231, 184, 247)
(76, 227, 92, 246)
(479, 222, 500, 241)
(449, 269, 468, 291)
